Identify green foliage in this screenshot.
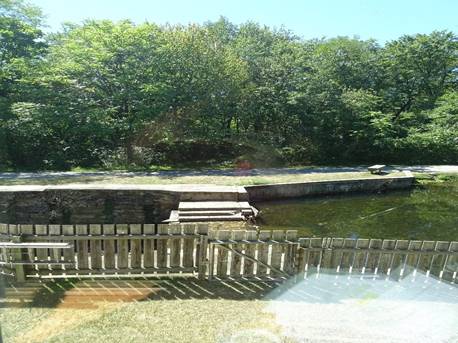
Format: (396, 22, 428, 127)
(0, 7, 457, 170)
(0, 0, 46, 168)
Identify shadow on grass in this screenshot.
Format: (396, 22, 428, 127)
(1, 270, 456, 310)
(0, 277, 286, 309)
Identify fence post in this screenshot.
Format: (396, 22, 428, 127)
(198, 235, 208, 280)
(9, 225, 25, 283)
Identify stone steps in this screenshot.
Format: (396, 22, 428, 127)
(177, 186, 249, 202)
(179, 201, 252, 211)
(179, 210, 238, 216)
(166, 201, 257, 223)
(179, 214, 245, 222)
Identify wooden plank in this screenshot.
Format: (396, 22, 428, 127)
(340, 239, 357, 273)
(418, 241, 436, 274)
(207, 229, 218, 279)
(378, 240, 396, 275)
(296, 247, 307, 276)
(76, 224, 89, 270)
(329, 238, 344, 272)
(243, 230, 257, 277)
(319, 238, 332, 271)
(8, 225, 25, 281)
(89, 224, 102, 270)
(129, 224, 142, 269)
(404, 240, 422, 272)
(0, 223, 7, 267)
(35, 225, 48, 271)
(442, 242, 458, 282)
(0, 242, 71, 248)
(256, 230, 271, 277)
(103, 224, 116, 269)
(284, 230, 298, 274)
(19, 234, 199, 241)
(197, 224, 209, 279)
(389, 240, 409, 279)
(116, 224, 129, 269)
(230, 230, 244, 278)
(430, 241, 451, 278)
(296, 237, 310, 276)
(169, 225, 181, 269)
(270, 231, 285, 273)
(62, 225, 76, 271)
(366, 239, 382, 274)
(7, 224, 17, 236)
(156, 225, 168, 269)
(35, 267, 196, 277)
(352, 239, 369, 274)
(182, 224, 196, 268)
(0, 223, 7, 235)
(19, 224, 35, 275)
(216, 230, 230, 278)
(48, 224, 62, 271)
(143, 224, 155, 269)
(308, 238, 324, 272)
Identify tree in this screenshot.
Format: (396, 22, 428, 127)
(2, 8, 457, 169)
(381, 31, 458, 119)
(0, 0, 46, 168)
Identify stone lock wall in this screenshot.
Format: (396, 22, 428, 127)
(245, 172, 415, 201)
(0, 187, 180, 224)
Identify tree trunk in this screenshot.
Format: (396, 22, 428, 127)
(126, 138, 134, 165)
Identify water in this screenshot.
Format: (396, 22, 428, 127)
(256, 179, 458, 241)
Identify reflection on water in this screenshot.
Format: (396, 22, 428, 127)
(267, 271, 458, 342)
(256, 180, 458, 240)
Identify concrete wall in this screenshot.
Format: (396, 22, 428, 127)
(245, 172, 415, 202)
(0, 184, 247, 224)
(0, 187, 179, 224)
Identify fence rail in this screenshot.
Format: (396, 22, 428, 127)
(297, 237, 458, 282)
(0, 223, 457, 283)
(0, 223, 209, 279)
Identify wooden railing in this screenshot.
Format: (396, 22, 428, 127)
(207, 232, 458, 282)
(0, 223, 209, 279)
(1, 224, 457, 283)
(297, 237, 458, 282)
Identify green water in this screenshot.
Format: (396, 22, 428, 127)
(256, 179, 458, 241)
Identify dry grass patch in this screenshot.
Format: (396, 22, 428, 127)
(0, 279, 296, 343)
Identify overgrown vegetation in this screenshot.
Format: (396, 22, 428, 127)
(1, 0, 457, 171)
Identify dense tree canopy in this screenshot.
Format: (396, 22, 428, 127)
(1, 1, 457, 170)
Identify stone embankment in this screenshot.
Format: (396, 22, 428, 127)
(0, 172, 415, 224)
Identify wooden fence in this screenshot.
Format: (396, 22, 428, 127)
(207, 231, 458, 282)
(296, 237, 458, 282)
(1, 223, 457, 283)
(0, 223, 208, 279)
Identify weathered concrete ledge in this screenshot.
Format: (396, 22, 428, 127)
(245, 171, 415, 202)
(0, 184, 247, 224)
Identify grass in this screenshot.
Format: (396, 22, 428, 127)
(0, 278, 295, 343)
(0, 170, 406, 186)
(413, 172, 458, 185)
